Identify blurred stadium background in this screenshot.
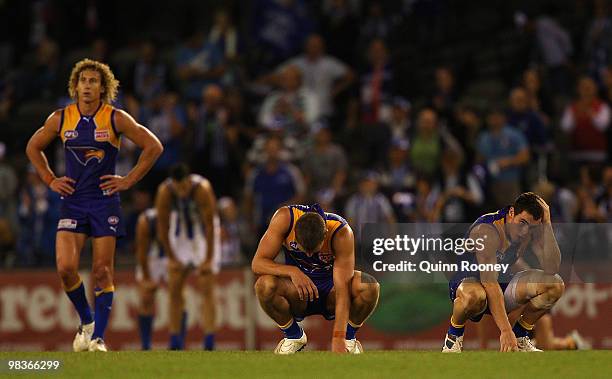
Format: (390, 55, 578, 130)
(1, 0, 612, 351)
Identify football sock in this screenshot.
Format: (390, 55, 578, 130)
(92, 286, 114, 340)
(513, 316, 534, 338)
(65, 278, 93, 325)
(448, 316, 465, 337)
(346, 321, 361, 340)
(278, 319, 303, 339)
(169, 334, 183, 350)
(179, 311, 188, 346)
(203, 334, 215, 351)
(138, 315, 153, 350)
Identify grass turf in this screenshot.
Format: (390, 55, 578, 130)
(0, 351, 610, 379)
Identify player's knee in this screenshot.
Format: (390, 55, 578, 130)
(254, 275, 278, 300)
(57, 264, 78, 284)
(357, 273, 380, 304)
(545, 274, 564, 301)
(92, 264, 113, 286)
(460, 288, 487, 313)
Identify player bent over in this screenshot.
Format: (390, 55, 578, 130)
(252, 204, 380, 354)
(156, 164, 220, 350)
(443, 192, 564, 352)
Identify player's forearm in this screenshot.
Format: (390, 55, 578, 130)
(539, 224, 561, 274)
(251, 257, 296, 278)
(332, 284, 350, 335)
(482, 283, 512, 333)
(25, 146, 56, 185)
(124, 143, 162, 186)
(157, 224, 174, 259)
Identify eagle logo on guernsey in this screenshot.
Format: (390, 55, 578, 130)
(67, 146, 105, 166)
(290, 241, 299, 250)
(95, 129, 110, 141)
(64, 130, 78, 140)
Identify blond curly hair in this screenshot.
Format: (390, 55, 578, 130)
(68, 58, 119, 103)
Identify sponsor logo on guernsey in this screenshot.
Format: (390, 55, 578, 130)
(64, 130, 78, 140)
(318, 250, 334, 263)
(58, 219, 77, 229)
(95, 129, 110, 141)
(108, 216, 119, 225)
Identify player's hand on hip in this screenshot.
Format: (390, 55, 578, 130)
(331, 336, 348, 354)
(168, 255, 184, 271)
(500, 329, 518, 352)
(289, 268, 319, 302)
(99, 175, 133, 195)
(49, 177, 76, 196)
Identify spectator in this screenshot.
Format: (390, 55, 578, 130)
(408, 174, 440, 223)
(410, 108, 462, 176)
(430, 66, 457, 126)
(207, 8, 243, 86)
(345, 172, 395, 240)
(146, 92, 186, 185)
(477, 108, 529, 208)
(388, 97, 411, 142)
(561, 76, 611, 164)
(302, 125, 348, 208)
(433, 149, 483, 223)
(575, 165, 605, 222)
(275, 34, 354, 118)
(17, 167, 61, 266)
(0, 142, 17, 223)
(379, 139, 415, 221)
(188, 84, 242, 197)
(521, 68, 555, 119)
(520, 10, 573, 97)
(355, 38, 394, 125)
(450, 105, 482, 167)
(244, 135, 305, 237)
(130, 41, 169, 104)
(601, 65, 612, 105)
(250, 0, 314, 71)
(506, 87, 549, 152)
(258, 65, 320, 136)
(583, 0, 612, 86)
(176, 30, 225, 101)
(218, 197, 245, 266)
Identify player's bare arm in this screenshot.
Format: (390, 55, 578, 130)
(99, 110, 163, 195)
(156, 183, 176, 262)
(25, 110, 76, 196)
(195, 179, 217, 275)
(330, 225, 355, 353)
(471, 223, 518, 352)
(251, 207, 319, 302)
(530, 197, 561, 274)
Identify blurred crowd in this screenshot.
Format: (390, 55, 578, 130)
(2, 0, 612, 268)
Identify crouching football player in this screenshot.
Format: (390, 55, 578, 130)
(252, 204, 380, 354)
(443, 192, 564, 352)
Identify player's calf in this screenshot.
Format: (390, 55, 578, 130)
(443, 280, 487, 353)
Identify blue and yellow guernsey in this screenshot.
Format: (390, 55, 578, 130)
(282, 205, 348, 280)
(462, 206, 527, 283)
(59, 103, 120, 201)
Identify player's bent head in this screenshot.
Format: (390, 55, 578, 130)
(170, 163, 190, 182)
(295, 212, 326, 254)
(69, 58, 119, 104)
(512, 192, 543, 221)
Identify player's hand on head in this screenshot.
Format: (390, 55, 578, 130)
(99, 175, 133, 195)
(49, 176, 76, 196)
(289, 268, 319, 302)
(535, 195, 551, 224)
(500, 330, 518, 352)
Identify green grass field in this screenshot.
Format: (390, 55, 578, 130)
(1, 351, 610, 379)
